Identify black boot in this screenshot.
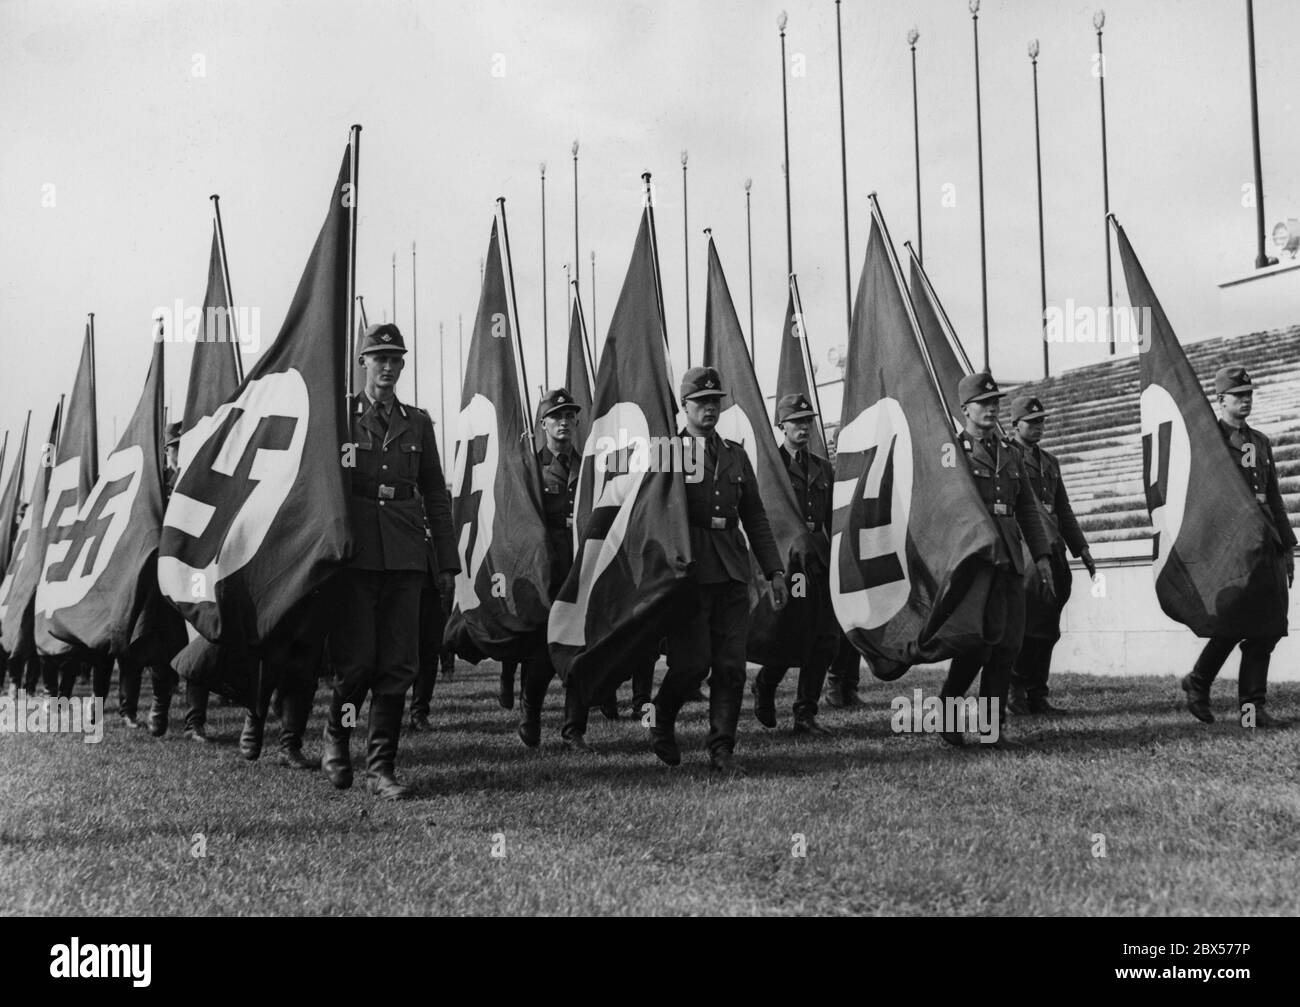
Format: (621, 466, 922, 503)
(277, 683, 315, 770)
(366, 695, 412, 800)
(1181, 673, 1214, 723)
(499, 661, 517, 710)
(649, 693, 683, 766)
(321, 690, 354, 789)
(751, 671, 778, 729)
(148, 682, 173, 738)
(239, 712, 265, 760)
(706, 678, 744, 772)
(517, 663, 547, 748)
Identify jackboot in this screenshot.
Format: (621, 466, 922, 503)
(517, 663, 548, 748)
(321, 690, 355, 789)
(499, 661, 518, 710)
(751, 672, 778, 729)
(366, 695, 412, 800)
(1181, 672, 1214, 724)
(239, 712, 266, 761)
(706, 676, 744, 767)
(649, 693, 683, 766)
(148, 683, 173, 738)
(276, 683, 315, 770)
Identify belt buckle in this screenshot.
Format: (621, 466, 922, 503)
(1256, 492, 1268, 503)
(566, 516, 573, 528)
(710, 516, 727, 530)
(805, 521, 817, 532)
(993, 503, 1010, 516)
(1044, 504, 1055, 514)
(377, 484, 396, 500)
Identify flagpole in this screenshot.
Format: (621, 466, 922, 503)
(86, 312, 98, 466)
(836, 0, 852, 335)
(357, 294, 368, 328)
(458, 313, 464, 396)
(908, 27, 922, 265)
(1030, 40, 1049, 378)
(869, 193, 952, 429)
(1247, 0, 1277, 270)
(970, 1, 989, 371)
(346, 124, 362, 401)
(439, 321, 446, 462)
(540, 161, 549, 388)
(497, 197, 534, 433)
(572, 140, 580, 294)
(789, 274, 826, 448)
(778, 11, 793, 276)
(1093, 11, 1116, 355)
(641, 173, 672, 365)
(564, 263, 571, 320)
(209, 193, 243, 383)
(682, 150, 691, 367)
(573, 281, 596, 384)
(590, 250, 597, 345)
(744, 179, 754, 358)
(411, 241, 419, 405)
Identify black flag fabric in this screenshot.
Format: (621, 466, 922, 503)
(565, 295, 595, 421)
(548, 207, 691, 703)
(0, 412, 30, 576)
(831, 206, 1004, 680)
(774, 283, 827, 458)
(703, 236, 823, 666)
(445, 216, 552, 662)
(1117, 221, 1288, 638)
(0, 403, 61, 658)
(182, 227, 244, 432)
(39, 338, 167, 654)
(158, 144, 353, 647)
(34, 327, 98, 656)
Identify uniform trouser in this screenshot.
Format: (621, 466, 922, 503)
(1189, 635, 1282, 707)
(137, 661, 210, 730)
(520, 655, 589, 739)
(756, 638, 836, 719)
(54, 654, 111, 700)
(826, 635, 861, 695)
(329, 569, 424, 703)
(410, 582, 445, 720)
(658, 580, 749, 756)
(1013, 637, 1057, 705)
(630, 652, 657, 709)
(942, 570, 1026, 730)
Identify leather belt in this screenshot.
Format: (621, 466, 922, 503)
(691, 516, 738, 530)
(805, 521, 819, 532)
(353, 483, 416, 501)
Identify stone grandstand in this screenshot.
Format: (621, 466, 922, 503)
(1010, 324, 1300, 544)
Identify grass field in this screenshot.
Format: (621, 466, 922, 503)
(3, 663, 1298, 916)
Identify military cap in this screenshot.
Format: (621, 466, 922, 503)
(358, 322, 407, 356)
(957, 371, 1006, 405)
(680, 365, 726, 401)
(539, 387, 581, 419)
(776, 392, 817, 424)
(165, 421, 183, 447)
(1010, 395, 1049, 424)
(1214, 364, 1254, 395)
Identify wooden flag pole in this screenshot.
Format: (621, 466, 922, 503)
(345, 124, 362, 401)
(788, 274, 826, 448)
(411, 241, 419, 406)
(210, 194, 243, 383)
(496, 197, 533, 435)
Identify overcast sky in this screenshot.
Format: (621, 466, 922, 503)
(1, 0, 1297, 483)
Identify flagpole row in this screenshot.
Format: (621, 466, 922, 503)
(836, 0, 852, 336)
(209, 194, 243, 384)
(641, 172, 673, 375)
(345, 125, 362, 402)
(778, 11, 793, 276)
(496, 197, 534, 434)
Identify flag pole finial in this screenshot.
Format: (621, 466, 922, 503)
(907, 27, 919, 47)
(777, 11, 787, 32)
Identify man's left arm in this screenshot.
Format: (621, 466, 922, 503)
(418, 412, 461, 575)
(1054, 470, 1095, 575)
(1262, 437, 1297, 550)
(737, 451, 783, 578)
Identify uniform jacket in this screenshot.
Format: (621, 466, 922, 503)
(348, 393, 459, 574)
(1219, 419, 1298, 550)
(683, 432, 783, 584)
(778, 443, 833, 569)
(538, 442, 580, 588)
(959, 430, 1053, 576)
(1011, 438, 1088, 558)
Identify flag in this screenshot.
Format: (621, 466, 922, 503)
(565, 295, 595, 419)
(548, 207, 691, 703)
(182, 227, 244, 431)
(1118, 221, 1288, 637)
(703, 236, 823, 665)
(38, 338, 167, 654)
(0, 413, 29, 575)
(831, 207, 1004, 680)
(444, 215, 552, 662)
(0, 403, 61, 658)
(34, 326, 98, 655)
(158, 144, 354, 647)
(774, 283, 827, 457)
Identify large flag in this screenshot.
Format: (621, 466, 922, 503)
(1117, 221, 1288, 637)
(703, 236, 822, 666)
(445, 214, 552, 662)
(183, 227, 244, 431)
(831, 204, 1004, 679)
(38, 338, 166, 654)
(564, 294, 595, 419)
(158, 144, 354, 647)
(34, 326, 99, 655)
(0, 403, 61, 657)
(549, 206, 691, 703)
(0, 413, 29, 575)
(774, 281, 827, 458)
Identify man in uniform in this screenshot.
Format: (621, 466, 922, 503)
(651, 366, 787, 772)
(941, 372, 1055, 749)
(322, 323, 459, 799)
(518, 388, 596, 751)
(1007, 396, 1096, 715)
(751, 393, 837, 734)
(1181, 365, 1295, 728)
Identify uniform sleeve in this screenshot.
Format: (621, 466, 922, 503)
(738, 450, 784, 577)
(419, 413, 461, 573)
(821, 456, 834, 534)
(1053, 470, 1089, 557)
(1263, 437, 1297, 549)
(1014, 463, 1053, 561)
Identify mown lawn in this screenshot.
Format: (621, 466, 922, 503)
(3, 664, 1297, 916)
